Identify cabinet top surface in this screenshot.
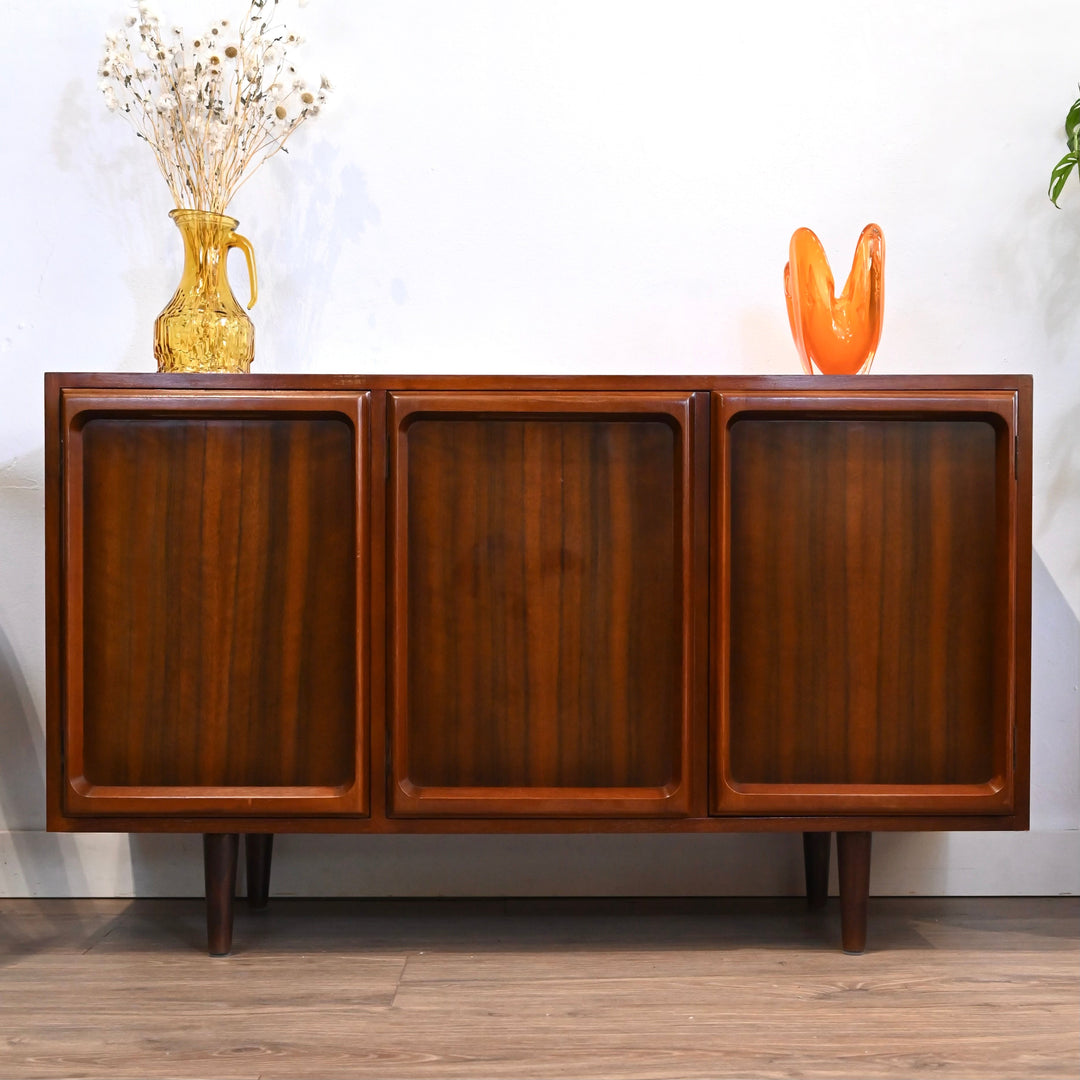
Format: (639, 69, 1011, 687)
(46, 372, 1033, 393)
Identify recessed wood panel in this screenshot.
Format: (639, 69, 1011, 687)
(719, 405, 1014, 811)
(389, 392, 698, 816)
(77, 412, 357, 792)
(407, 417, 676, 789)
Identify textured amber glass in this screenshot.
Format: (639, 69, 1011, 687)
(784, 224, 884, 375)
(154, 210, 258, 373)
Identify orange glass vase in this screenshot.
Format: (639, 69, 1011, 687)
(784, 224, 884, 375)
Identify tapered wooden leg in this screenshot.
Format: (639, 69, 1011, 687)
(203, 833, 239, 957)
(245, 833, 274, 910)
(803, 831, 831, 909)
(837, 831, 872, 953)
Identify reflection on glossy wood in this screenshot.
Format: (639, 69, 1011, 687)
(402, 415, 679, 791)
(80, 416, 357, 789)
(728, 417, 1002, 786)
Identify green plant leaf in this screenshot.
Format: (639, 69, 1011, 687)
(1049, 152, 1078, 207)
(1065, 97, 1080, 154)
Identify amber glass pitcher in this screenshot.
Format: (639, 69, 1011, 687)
(153, 209, 258, 373)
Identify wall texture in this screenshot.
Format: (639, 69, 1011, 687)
(0, 0, 1077, 897)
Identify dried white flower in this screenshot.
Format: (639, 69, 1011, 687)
(99, 0, 331, 214)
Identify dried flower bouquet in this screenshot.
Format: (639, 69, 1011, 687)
(99, 0, 330, 214)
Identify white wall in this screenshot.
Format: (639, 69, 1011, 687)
(1, 0, 1077, 898)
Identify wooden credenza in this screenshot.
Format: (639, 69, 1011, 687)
(45, 373, 1032, 954)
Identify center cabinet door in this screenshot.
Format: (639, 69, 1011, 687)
(387, 392, 707, 817)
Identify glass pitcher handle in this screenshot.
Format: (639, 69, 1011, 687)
(229, 232, 258, 310)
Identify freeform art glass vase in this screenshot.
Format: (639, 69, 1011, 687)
(153, 209, 258, 373)
(784, 223, 884, 375)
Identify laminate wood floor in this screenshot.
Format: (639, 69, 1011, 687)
(0, 897, 1075, 1080)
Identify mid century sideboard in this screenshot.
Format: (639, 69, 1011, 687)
(45, 373, 1032, 954)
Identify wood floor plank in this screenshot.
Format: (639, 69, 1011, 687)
(3, 1013, 1073, 1080)
(0, 897, 1075, 1080)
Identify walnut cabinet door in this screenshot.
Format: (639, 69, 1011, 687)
(56, 390, 371, 818)
(712, 389, 1031, 817)
(387, 392, 708, 817)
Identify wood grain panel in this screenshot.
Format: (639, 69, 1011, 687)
(714, 391, 1020, 816)
(389, 393, 697, 815)
(727, 416, 1000, 786)
(75, 410, 357, 793)
(407, 416, 676, 789)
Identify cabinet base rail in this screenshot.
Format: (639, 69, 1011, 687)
(200, 829, 873, 957)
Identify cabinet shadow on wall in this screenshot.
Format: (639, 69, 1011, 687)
(0, 447, 90, 904)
